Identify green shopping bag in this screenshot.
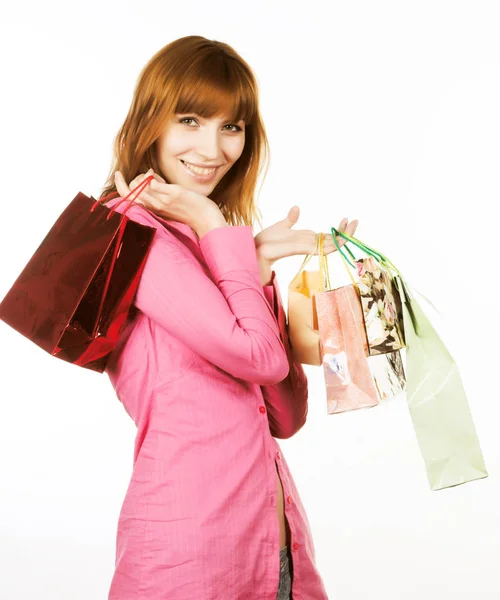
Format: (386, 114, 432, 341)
(331, 228, 488, 491)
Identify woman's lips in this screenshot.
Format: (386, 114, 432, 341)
(180, 160, 219, 182)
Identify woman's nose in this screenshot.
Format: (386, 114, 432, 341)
(197, 130, 222, 160)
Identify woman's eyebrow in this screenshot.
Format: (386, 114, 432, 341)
(177, 112, 244, 123)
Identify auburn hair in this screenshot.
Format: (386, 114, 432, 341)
(99, 35, 269, 228)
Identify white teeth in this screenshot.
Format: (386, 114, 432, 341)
(182, 161, 216, 175)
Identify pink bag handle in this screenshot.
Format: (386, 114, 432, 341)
(90, 174, 155, 220)
(88, 173, 155, 338)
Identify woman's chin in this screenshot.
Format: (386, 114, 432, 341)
(183, 179, 217, 194)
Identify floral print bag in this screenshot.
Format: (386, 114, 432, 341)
(355, 256, 406, 355)
(331, 230, 406, 357)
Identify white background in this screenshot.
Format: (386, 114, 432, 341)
(1, 1, 499, 598)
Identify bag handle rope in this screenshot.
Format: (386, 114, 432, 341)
(90, 175, 156, 220)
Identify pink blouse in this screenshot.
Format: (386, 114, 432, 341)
(103, 197, 329, 599)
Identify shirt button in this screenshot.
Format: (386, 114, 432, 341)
(287, 495, 293, 504)
(292, 542, 300, 552)
(276, 451, 281, 460)
(259, 406, 266, 414)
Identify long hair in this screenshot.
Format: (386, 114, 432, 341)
(99, 35, 269, 229)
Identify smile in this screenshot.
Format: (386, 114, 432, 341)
(181, 160, 218, 175)
(180, 160, 220, 182)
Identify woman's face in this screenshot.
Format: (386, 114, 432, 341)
(156, 112, 246, 195)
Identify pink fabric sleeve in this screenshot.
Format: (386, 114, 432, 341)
(119, 204, 290, 385)
(261, 271, 309, 439)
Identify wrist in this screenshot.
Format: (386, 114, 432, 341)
(194, 212, 228, 239)
(257, 253, 274, 286)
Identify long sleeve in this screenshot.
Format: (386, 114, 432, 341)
(116, 203, 290, 385)
(261, 270, 309, 439)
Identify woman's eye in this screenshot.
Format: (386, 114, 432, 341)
(223, 124, 243, 132)
(178, 117, 242, 132)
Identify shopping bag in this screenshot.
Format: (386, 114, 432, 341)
(332, 229, 488, 490)
(0, 176, 157, 373)
(287, 233, 323, 366)
(370, 350, 406, 401)
(316, 283, 380, 414)
(395, 275, 488, 490)
(356, 256, 405, 355)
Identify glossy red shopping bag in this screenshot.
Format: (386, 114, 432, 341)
(0, 176, 156, 372)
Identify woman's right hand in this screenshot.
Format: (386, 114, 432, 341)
(114, 168, 226, 236)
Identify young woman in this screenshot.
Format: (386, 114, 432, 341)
(101, 35, 357, 600)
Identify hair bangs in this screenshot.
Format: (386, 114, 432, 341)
(175, 57, 256, 125)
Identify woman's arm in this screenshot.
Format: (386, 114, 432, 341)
(113, 202, 290, 385)
(260, 270, 309, 439)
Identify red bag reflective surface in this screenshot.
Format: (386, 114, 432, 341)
(0, 179, 156, 372)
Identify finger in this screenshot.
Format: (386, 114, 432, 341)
(146, 169, 167, 185)
(148, 179, 175, 199)
(345, 219, 359, 237)
(324, 240, 345, 254)
(319, 234, 340, 255)
(146, 167, 167, 184)
(143, 168, 156, 184)
(130, 172, 151, 192)
(128, 172, 160, 204)
(139, 187, 169, 211)
(322, 233, 340, 247)
(337, 217, 348, 233)
(115, 171, 152, 206)
(114, 171, 131, 198)
(154, 172, 167, 183)
(129, 177, 143, 192)
(334, 224, 352, 246)
(132, 189, 157, 208)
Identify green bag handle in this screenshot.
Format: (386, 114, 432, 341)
(331, 226, 402, 277)
(331, 227, 382, 269)
(331, 226, 444, 318)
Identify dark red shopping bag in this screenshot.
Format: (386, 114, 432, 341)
(0, 176, 156, 372)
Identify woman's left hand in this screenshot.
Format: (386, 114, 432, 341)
(254, 205, 359, 266)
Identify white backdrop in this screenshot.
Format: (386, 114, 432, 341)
(1, 1, 499, 598)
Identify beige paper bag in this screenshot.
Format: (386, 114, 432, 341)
(287, 234, 323, 366)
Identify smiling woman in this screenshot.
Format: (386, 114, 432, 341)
(98, 35, 329, 600)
